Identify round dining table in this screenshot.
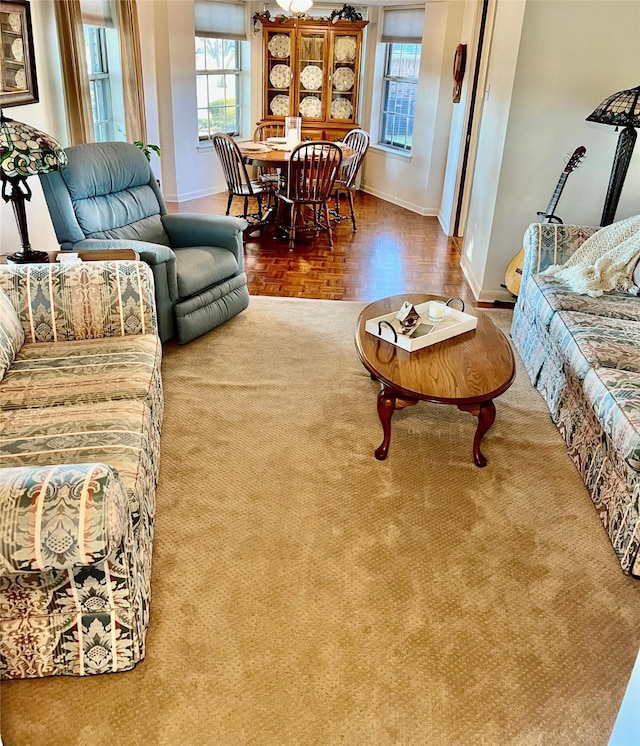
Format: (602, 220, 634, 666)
(238, 141, 355, 234)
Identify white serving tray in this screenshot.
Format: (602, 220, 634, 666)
(365, 301, 478, 352)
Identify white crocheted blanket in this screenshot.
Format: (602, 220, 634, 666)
(542, 214, 640, 297)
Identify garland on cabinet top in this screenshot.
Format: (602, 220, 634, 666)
(253, 3, 363, 28)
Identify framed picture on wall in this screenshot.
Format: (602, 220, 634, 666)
(0, 0, 38, 107)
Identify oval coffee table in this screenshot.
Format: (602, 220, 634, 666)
(355, 294, 516, 467)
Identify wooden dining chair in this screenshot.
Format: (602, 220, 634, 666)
(253, 122, 286, 193)
(211, 132, 273, 222)
(277, 141, 343, 252)
(332, 129, 370, 231)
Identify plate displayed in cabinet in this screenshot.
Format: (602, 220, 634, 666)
(334, 36, 356, 63)
(14, 68, 26, 89)
(11, 38, 24, 62)
(299, 95, 322, 118)
(270, 94, 290, 116)
(300, 65, 323, 91)
(331, 97, 353, 119)
(333, 67, 355, 92)
(269, 64, 291, 89)
(268, 34, 290, 59)
(8, 12, 22, 32)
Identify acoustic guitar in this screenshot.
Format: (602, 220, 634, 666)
(503, 146, 586, 297)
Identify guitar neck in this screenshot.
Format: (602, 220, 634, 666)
(541, 172, 569, 223)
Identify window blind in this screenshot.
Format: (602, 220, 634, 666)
(80, 0, 114, 28)
(195, 0, 247, 40)
(381, 6, 425, 44)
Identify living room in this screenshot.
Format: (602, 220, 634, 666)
(1, 1, 639, 745)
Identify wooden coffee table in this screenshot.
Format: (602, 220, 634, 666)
(355, 294, 516, 467)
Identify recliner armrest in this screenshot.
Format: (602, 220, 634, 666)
(0, 463, 128, 575)
(161, 214, 248, 264)
(72, 239, 176, 266)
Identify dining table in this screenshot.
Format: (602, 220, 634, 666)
(238, 140, 355, 235)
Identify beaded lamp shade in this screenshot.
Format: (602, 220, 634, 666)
(585, 85, 640, 226)
(586, 85, 640, 128)
(0, 114, 67, 263)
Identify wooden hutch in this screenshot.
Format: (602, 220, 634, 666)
(257, 16, 368, 141)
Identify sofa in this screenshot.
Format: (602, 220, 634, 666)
(39, 141, 250, 344)
(0, 259, 162, 678)
(511, 222, 640, 576)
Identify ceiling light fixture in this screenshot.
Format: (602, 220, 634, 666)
(275, 0, 313, 16)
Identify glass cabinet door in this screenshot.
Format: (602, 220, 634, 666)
(329, 33, 359, 124)
(296, 31, 327, 122)
(265, 28, 294, 119)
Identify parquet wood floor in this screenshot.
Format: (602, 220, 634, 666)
(168, 190, 477, 306)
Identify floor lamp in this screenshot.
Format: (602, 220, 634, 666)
(0, 112, 68, 263)
(586, 85, 640, 227)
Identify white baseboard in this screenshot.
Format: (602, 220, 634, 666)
(360, 184, 438, 217)
(163, 184, 227, 204)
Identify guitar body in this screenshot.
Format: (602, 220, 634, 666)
(504, 249, 525, 297)
(503, 146, 586, 298)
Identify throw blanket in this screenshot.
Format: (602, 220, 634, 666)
(542, 214, 640, 297)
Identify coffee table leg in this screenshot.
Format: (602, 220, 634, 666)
(375, 385, 397, 460)
(473, 400, 496, 467)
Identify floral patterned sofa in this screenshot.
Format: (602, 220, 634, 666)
(511, 223, 640, 576)
(0, 260, 162, 678)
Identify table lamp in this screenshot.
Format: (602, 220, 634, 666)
(0, 112, 68, 263)
(586, 85, 640, 226)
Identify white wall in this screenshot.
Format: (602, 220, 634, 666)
(0, 0, 66, 255)
(359, 1, 464, 216)
(462, 0, 640, 302)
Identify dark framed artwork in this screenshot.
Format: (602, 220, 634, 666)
(0, 0, 38, 107)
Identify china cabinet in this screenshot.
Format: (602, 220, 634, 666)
(0, 0, 38, 107)
(258, 17, 368, 141)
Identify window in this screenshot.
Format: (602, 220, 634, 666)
(196, 38, 241, 139)
(379, 6, 424, 152)
(380, 43, 421, 151)
(194, 1, 247, 141)
(84, 25, 114, 142)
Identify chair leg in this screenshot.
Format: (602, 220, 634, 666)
(347, 190, 357, 231)
(257, 195, 263, 220)
(243, 196, 249, 219)
(324, 203, 334, 248)
(289, 204, 297, 251)
(226, 193, 233, 216)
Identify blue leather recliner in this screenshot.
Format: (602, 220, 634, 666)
(39, 142, 249, 343)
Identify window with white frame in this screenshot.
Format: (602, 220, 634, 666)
(195, 1, 247, 140)
(379, 6, 424, 152)
(84, 25, 114, 142)
(81, 0, 126, 143)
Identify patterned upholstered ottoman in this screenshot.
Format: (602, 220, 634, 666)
(0, 260, 163, 677)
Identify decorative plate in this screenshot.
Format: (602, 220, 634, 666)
(270, 94, 290, 116)
(240, 142, 269, 152)
(268, 34, 290, 59)
(331, 97, 353, 120)
(299, 95, 322, 118)
(11, 38, 23, 62)
(334, 36, 356, 63)
(269, 64, 290, 89)
(8, 12, 21, 32)
(333, 67, 355, 92)
(300, 65, 323, 91)
(14, 68, 26, 89)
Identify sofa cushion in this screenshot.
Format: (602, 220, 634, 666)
(0, 400, 158, 531)
(0, 335, 163, 426)
(175, 247, 239, 298)
(583, 367, 640, 472)
(0, 288, 24, 382)
(550, 310, 640, 380)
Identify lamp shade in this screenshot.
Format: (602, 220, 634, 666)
(0, 114, 67, 179)
(276, 0, 313, 14)
(586, 85, 640, 128)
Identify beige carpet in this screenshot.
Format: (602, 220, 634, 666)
(2, 296, 639, 746)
